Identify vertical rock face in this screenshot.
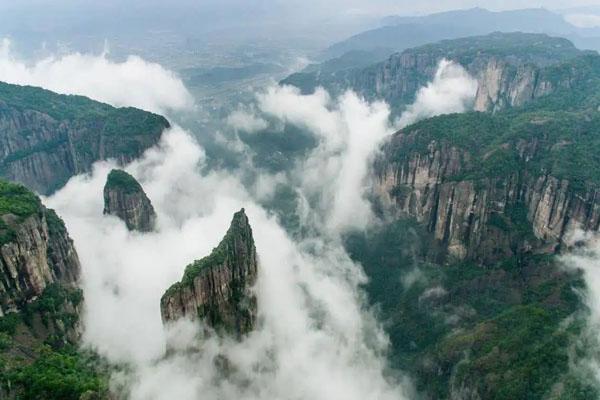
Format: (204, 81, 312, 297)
(0, 81, 169, 195)
(103, 169, 156, 232)
(374, 131, 600, 264)
(160, 209, 258, 337)
(0, 180, 81, 314)
(282, 33, 584, 113)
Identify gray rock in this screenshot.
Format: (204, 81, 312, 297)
(161, 209, 258, 338)
(103, 169, 156, 232)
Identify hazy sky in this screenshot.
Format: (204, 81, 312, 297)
(2, 0, 600, 20)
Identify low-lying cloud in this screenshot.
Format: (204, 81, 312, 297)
(0, 38, 193, 114)
(38, 47, 484, 400)
(257, 86, 393, 234)
(46, 126, 411, 399)
(226, 108, 269, 133)
(396, 58, 478, 128)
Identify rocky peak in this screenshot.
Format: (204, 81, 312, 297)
(103, 169, 156, 232)
(160, 209, 258, 338)
(0, 180, 81, 314)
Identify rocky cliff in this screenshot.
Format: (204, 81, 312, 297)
(0, 180, 108, 398)
(103, 169, 156, 232)
(0, 180, 81, 314)
(374, 104, 600, 264)
(0, 81, 169, 195)
(161, 209, 258, 337)
(283, 33, 587, 113)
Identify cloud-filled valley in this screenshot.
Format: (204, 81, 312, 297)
(0, 42, 481, 399)
(4, 27, 600, 399)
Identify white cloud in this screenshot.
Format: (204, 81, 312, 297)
(226, 108, 269, 133)
(257, 85, 393, 234)
(565, 13, 600, 28)
(560, 234, 600, 386)
(36, 44, 482, 400)
(396, 58, 478, 128)
(0, 38, 193, 114)
(45, 126, 411, 399)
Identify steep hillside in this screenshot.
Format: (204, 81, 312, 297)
(345, 49, 600, 400)
(0, 82, 170, 194)
(103, 169, 156, 232)
(0, 180, 108, 399)
(283, 33, 588, 113)
(161, 209, 258, 338)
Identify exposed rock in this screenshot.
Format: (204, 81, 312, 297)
(0, 81, 169, 195)
(0, 180, 81, 315)
(161, 209, 258, 338)
(103, 169, 156, 232)
(283, 32, 585, 113)
(374, 131, 600, 264)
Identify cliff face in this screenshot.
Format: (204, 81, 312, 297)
(374, 129, 600, 264)
(283, 33, 585, 113)
(0, 181, 81, 315)
(0, 81, 169, 195)
(103, 169, 156, 232)
(161, 209, 258, 337)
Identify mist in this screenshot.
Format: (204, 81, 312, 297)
(396, 59, 478, 127)
(22, 43, 481, 399)
(0, 39, 193, 114)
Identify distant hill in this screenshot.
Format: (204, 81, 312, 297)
(322, 8, 578, 60)
(283, 32, 588, 114)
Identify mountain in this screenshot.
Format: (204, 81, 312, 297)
(323, 8, 578, 61)
(382, 7, 574, 36)
(161, 209, 258, 338)
(0, 180, 80, 315)
(0, 81, 170, 195)
(0, 180, 108, 399)
(342, 41, 600, 400)
(103, 169, 157, 232)
(283, 33, 588, 114)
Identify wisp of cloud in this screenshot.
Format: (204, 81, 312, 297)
(396, 58, 478, 128)
(0, 38, 193, 114)
(39, 48, 480, 400)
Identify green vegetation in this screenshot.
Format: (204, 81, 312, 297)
(238, 123, 318, 172)
(22, 284, 83, 335)
(390, 61, 600, 193)
(345, 220, 596, 400)
(0, 180, 42, 219)
(0, 81, 170, 194)
(105, 169, 143, 194)
(0, 81, 166, 131)
(410, 32, 582, 66)
(9, 347, 108, 400)
(0, 180, 44, 245)
(0, 284, 108, 399)
(0, 180, 69, 247)
(163, 209, 252, 298)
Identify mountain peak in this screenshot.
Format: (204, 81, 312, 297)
(103, 169, 156, 232)
(161, 209, 258, 338)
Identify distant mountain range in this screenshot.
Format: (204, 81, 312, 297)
(283, 32, 589, 114)
(313, 8, 600, 75)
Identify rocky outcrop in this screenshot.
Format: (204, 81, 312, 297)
(283, 32, 585, 113)
(374, 132, 600, 264)
(0, 81, 169, 195)
(161, 209, 258, 337)
(0, 180, 81, 315)
(103, 169, 156, 232)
